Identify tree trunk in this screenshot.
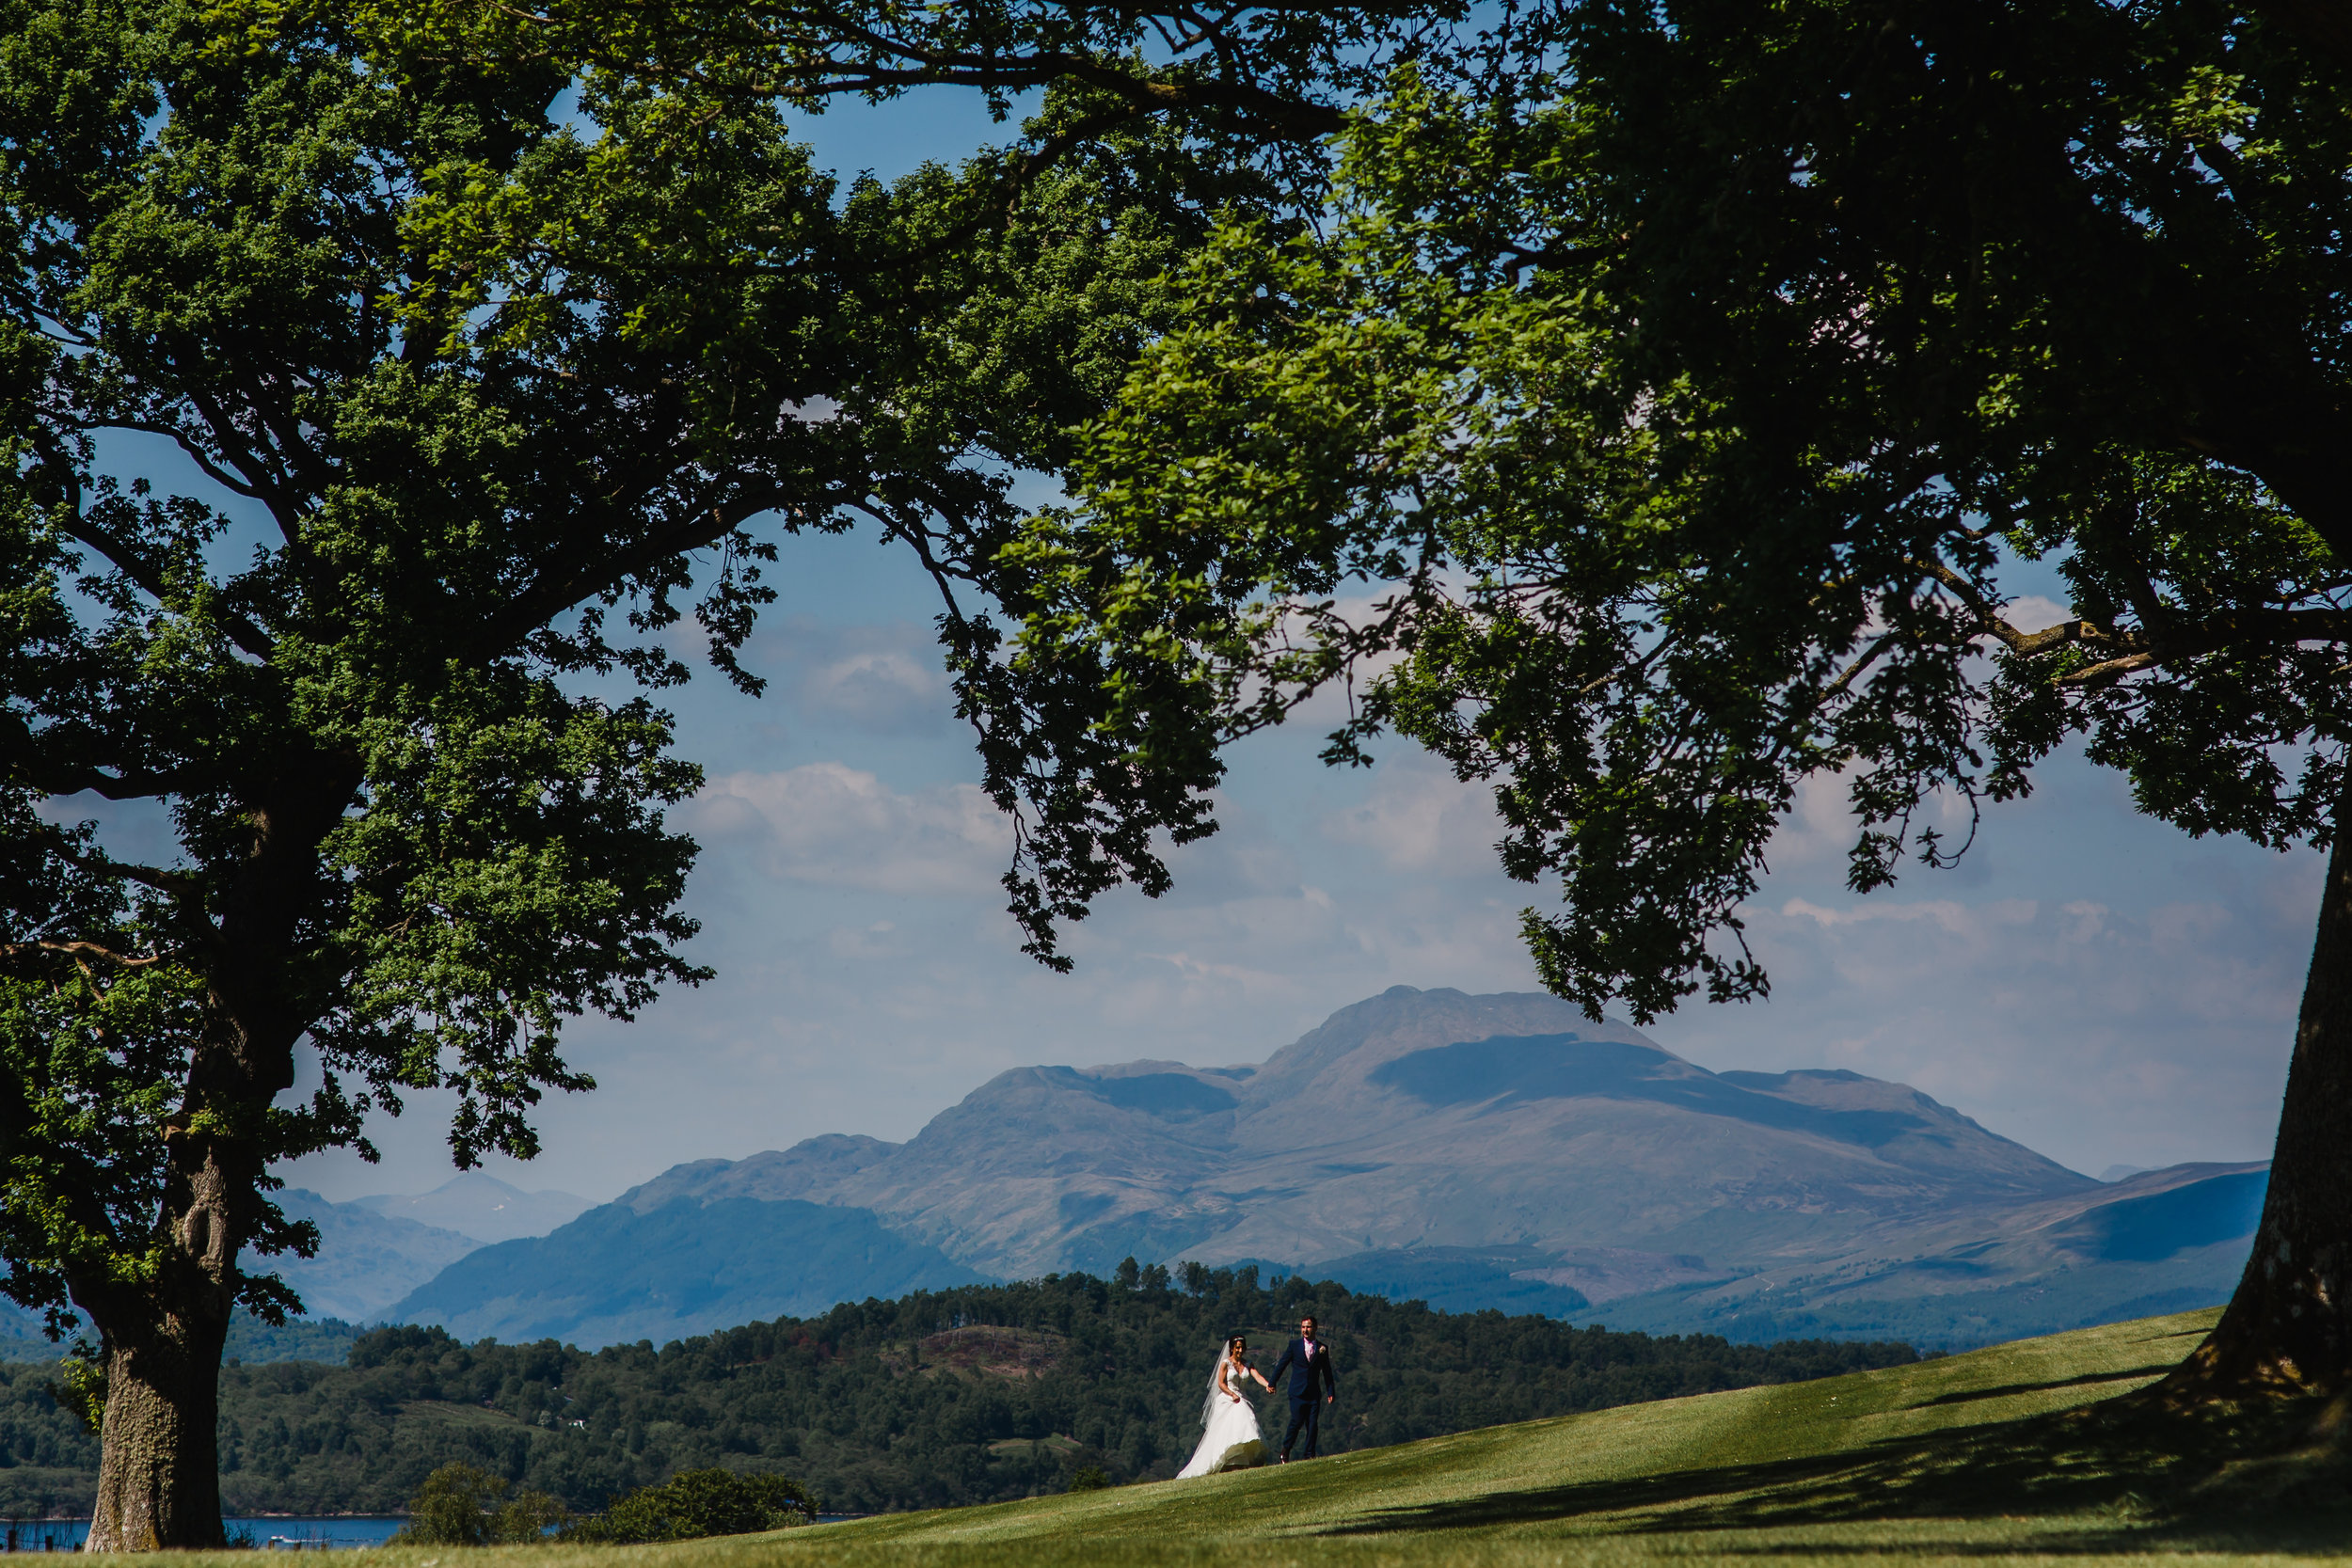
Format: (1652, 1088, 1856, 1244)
(2171, 772, 2352, 1395)
(85, 1317, 230, 1552)
(81, 1130, 245, 1551)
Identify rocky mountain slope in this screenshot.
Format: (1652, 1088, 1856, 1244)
(627, 988, 2094, 1278)
(386, 988, 2260, 1348)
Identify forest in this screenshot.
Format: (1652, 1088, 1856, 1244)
(0, 1268, 1914, 1517)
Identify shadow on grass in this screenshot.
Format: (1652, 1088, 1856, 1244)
(1911, 1365, 2179, 1408)
(1321, 1387, 2352, 1552)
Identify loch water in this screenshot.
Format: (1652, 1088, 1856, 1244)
(3, 1517, 405, 1551)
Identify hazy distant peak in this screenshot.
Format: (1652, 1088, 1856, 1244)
(280, 1188, 474, 1242)
(265, 1189, 485, 1319)
(1364, 1033, 2009, 1155)
(351, 1171, 593, 1244)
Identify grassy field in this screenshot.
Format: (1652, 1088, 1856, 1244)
(234, 1307, 2352, 1566)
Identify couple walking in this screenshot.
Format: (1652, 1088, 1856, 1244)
(1175, 1315, 1340, 1480)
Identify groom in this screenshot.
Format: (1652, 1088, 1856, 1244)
(1267, 1314, 1339, 1461)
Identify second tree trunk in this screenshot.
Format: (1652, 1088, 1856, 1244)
(2173, 775, 2352, 1394)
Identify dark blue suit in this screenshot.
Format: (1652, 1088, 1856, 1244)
(1267, 1336, 1338, 1458)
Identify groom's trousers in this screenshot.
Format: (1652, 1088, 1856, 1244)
(1280, 1397, 1323, 1460)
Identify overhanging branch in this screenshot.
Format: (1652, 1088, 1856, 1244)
(472, 487, 821, 657)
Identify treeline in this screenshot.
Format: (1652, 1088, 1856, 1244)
(0, 1267, 1915, 1516)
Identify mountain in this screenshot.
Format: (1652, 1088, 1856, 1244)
(1577, 1160, 2268, 1345)
(388, 986, 2256, 1349)
(350, 1171, 593, 1243)
(1285, 1160, 2266, 1341)
(265, 1190, 482, 1321)
(386, 1196, 988, 1346)
(776, 988, 2097, 1278)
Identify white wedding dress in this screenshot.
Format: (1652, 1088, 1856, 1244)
(1176, 1354, 1265, 1479)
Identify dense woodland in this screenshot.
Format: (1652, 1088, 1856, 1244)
(0, 1268, 1913, 1516)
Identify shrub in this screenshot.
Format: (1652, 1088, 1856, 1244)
(564, 1468, 814, 1544)
(395, 1463, 567, 1545)
(1067, 1466, 1109, 1493)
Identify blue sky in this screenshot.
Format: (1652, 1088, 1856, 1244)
(282, 520, 2308, 1203)
(102, 89, 2306, 1206)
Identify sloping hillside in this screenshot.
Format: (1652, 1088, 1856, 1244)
(287, 1307, 2350, 1568)
(734, 1308, 2342, 1565)
(1585, 1162, 2268, 1345)
(266, 1191, 482, 1322)
(783, 1311, 2210, 1549)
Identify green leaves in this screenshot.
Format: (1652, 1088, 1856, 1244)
(393, 1462, 569, 1546)
(1032, 0, 2352, 1023)
(3, 0, 1427, 1399)
(563, 1467, 814, 1543)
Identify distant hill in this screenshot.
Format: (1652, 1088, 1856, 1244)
(387, 1197, 988, 1345)
(264, 1190, 482, 1321)
(387, 987, 2259, 1350)
(1579, 1161, 2267, 1346)
(350, 1171, 593, 1244)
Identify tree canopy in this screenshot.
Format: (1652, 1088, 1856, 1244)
(1021, 0, 2352, 1390)
(0, 0, 1445, 1542)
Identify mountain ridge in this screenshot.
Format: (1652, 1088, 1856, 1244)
(733, 987, 2093, 1278)
(378, 987, 2245, 1350)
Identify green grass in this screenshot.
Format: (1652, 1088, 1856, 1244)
(204, 1308, 2352, 1565)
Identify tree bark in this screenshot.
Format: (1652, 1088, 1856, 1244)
(85, 1317, 230, 1552)
(81, 1131, 246, 1551)
(2171, 771, 2352, 1395)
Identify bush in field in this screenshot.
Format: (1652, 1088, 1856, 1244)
(396, 1464, 567, 1545)
(565, 1469, 814, 1543)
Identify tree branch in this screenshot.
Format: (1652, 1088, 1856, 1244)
(0, 941, 164, 969)
(2, 712, 184, 803)
(55, 513, 278, 662)
(2056, 651, 2161, 689)
(44, 836, 200, 897)
(1918, 556, 2352, 676)
(471, 488, 811, 656)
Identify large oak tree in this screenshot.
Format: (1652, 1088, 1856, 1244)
(1021, 0, 2352, 1396)
(0, 0, 1427, 1545)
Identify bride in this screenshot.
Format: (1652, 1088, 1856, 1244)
(1176, 1335, 1272, 1479)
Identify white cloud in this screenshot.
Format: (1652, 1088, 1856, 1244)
(690, 763, 1012, 895)
(734, 616, 957, 735)
(2003, 594, 2073, 632)
(1321, 754, 1502, 875)
(799, 645, 948, 731)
